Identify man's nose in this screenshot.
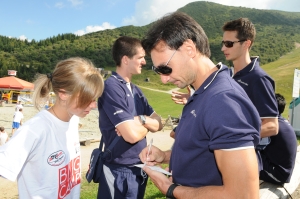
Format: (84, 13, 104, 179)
(160, 75, 170, 84)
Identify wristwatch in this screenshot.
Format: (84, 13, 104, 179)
(166, 183, 179, 199)
(139, 115, 146, 125)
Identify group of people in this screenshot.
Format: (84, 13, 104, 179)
(0, 11, 297, 199)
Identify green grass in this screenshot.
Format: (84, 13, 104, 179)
(80, 175, 99, 199)
(261, 46, 300, 119)
(139, 88, 184, 119)
(80, 171, 165, 199)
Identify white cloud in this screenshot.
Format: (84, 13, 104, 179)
(122, 0, 195, 26)
(19, 35, 27, 41)
(68, 0, 83, 6)
(122, 0, 300, 26)
(55, 2, 65, 9)
(18, 35, 32, 42)
(74, 22, 116, 36)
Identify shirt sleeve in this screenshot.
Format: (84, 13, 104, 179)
(251, 76, 278, 118)
(99, 82, 134, 126)
(203, 91, 261, 150)
(0, 125, 39, 181)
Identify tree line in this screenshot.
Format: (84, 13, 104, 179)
(0, 1, 300, 82)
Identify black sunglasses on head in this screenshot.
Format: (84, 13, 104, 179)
(222, 39, 247, 48)
(152, 50, 177, 75)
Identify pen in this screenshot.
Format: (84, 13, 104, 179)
(146, 138, 153, 163)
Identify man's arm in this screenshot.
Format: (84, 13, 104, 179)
(116, 113, 163, 144)
(144, 148, 259, 199)
(116, 119, 148, 144)
(260, 118, 278, 138)
(143, 112, 163, 132)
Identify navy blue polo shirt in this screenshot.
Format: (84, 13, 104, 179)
(260, 116, 298, 183)
(170, 64, 261, 187)
(98, 72, 154, 165)
(232, 57, 278, 118)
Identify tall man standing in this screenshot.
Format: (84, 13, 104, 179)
(221, 18, 279, 147)
(140, 12, 261, 199)
(97, 36, 163, 199)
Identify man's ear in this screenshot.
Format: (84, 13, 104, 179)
(244, 40, 252, 49)
(121, 55, 129, 65)
(183, 39, 197, 58)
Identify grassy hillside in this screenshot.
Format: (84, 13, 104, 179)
(1, 1, 300, 82)
(105, 45, 300, 119)
(262, 45, 300, 118)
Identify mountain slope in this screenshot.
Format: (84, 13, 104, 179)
(0, 1, 300, 83)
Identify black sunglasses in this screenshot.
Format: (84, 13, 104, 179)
(221, 39, 247, 48)
(152, 50, 177, 75)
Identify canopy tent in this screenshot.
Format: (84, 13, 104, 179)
(0, 76, 34, 91)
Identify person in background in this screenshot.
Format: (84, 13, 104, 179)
(15, 100, 23, 111)
(221, 18, 279, 149)
(139, 11, 261, 198)
(97, 36, 163, 199)
(11, 108, 23, 135)
(0, 127, 8, 145)
(0, 57, 104, 199)
(260, 93, 298, 184)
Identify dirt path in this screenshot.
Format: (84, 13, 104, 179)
(138, 86, 180, 94)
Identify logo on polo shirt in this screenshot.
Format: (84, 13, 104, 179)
(237, 79, 248, 86)
(47, 150, 66, 166)
(114, 110, 124, 115)
(191, 110, 196, 117)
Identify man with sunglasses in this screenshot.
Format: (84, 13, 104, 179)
(97, 36, 163, 199)
(221, 18, 279, 147)
(221, 18, 284, 184)
(139, 12, 261, 199)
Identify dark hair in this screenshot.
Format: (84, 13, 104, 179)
(0, 127, 4, 132)
(112, 36, 143, 66)
(142, 11, 210, 57)
(222, 18, 256, 49)
(275, 93, 285, 114)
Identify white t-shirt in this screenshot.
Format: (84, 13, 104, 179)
(16, 104, 23, 111)
(0, 131, 8, 145)
(13, 111, 24, 123)
(0, 110, 81, 199)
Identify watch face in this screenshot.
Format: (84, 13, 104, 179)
(140, 115, 146, 124)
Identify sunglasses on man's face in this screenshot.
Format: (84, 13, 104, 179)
(221, 39, 247, 48)
(152, 50, 177, 75)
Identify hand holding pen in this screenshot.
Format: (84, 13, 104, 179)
(140, 138, 167, 166)
(145, 138, 153, 164)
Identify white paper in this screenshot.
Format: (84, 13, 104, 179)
(134, 164, 172, 175)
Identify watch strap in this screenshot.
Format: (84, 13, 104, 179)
(166, 183, 178, 199)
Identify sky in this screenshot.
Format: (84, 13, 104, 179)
(0, 0, 299, 42)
